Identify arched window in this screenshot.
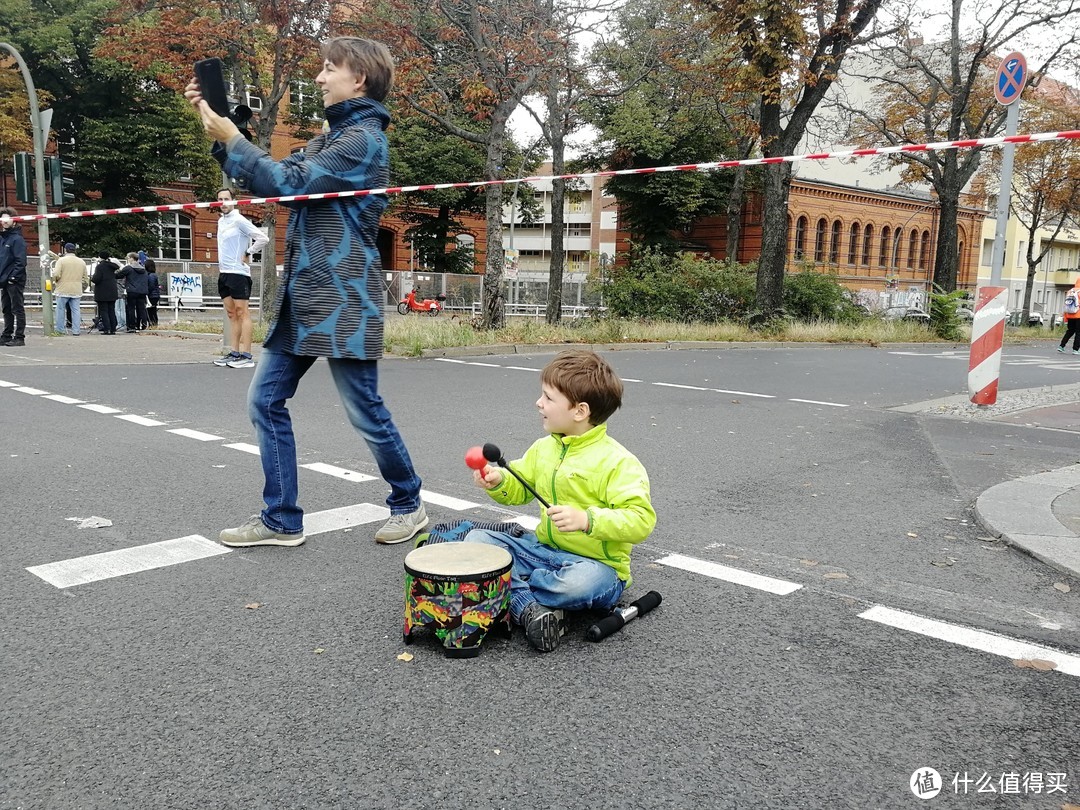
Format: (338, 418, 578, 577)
(848, 222, 860, 265)
(907, 229, 918, 269)
(794, 216, 807, 260)
(830, 220, 842, 264)
(862, 225, 873, 265)
(879, 226, 891, 267)
(814, 217, 827, 262)
(893, 229, 903, 269)
(920, 230, 930, 269)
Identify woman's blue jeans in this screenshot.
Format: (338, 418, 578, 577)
(461, 528, 625, 622)
(248, 350, 423, 534)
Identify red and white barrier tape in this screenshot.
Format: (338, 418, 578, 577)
(12, 129, 1080, 223)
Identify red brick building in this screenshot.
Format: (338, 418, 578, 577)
(617, 178, 984, 293)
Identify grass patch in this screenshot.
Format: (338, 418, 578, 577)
(161, 315, 1059, 355)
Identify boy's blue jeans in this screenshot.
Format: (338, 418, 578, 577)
(248, 350, 423, 534)
(461, 527, 625, 622)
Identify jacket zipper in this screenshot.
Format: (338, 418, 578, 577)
(544, 441, 569, 542)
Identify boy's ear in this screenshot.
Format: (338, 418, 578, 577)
(573, 401, 591, 423)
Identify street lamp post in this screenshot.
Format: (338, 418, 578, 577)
(0, 42, 53, 333)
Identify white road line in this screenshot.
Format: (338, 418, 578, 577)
(0, 379, 18, 387)
(466, 361, 501, 367)
(621, 378, 642, 383)
(224, 442, 260, 455)
(435, 358, 468, 364)
(28, 504, 392, 589)
(654, 382, 709, 391)
(655, 553, 803, 595)
(512, 515, 541, 530)
(505, 365, 539, 371)
(301, 462, 376, 482)
(713, 388, 775, 398)
(43, 394, 85, 404)
(301, 503, 389, 535)
(79, 403, 122, 414)
(115, 414, 166, 427)
(420, 489, 480, 511)
(859, 605, 1080, 678)
(167, 427, 224, 441)
(13, 386, 48, 395)
(789, 398, 849, 407)
(28, 535, 229, 588)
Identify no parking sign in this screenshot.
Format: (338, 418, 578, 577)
(994, 52, 1027, 106)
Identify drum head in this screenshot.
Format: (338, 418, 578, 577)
(404, 542, 512, 580)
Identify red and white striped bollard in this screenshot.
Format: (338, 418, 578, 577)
(968, 286, 1008, 405)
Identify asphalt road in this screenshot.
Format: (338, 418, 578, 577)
(2, 340, 1078, 809)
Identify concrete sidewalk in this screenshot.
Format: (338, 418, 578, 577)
(975, 400, 1080, 579)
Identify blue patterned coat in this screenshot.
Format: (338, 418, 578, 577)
(216, 97, 391, 359)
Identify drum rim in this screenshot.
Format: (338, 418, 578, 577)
(404, 542, 512, 582)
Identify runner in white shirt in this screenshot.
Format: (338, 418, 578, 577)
(214, 187, 269, 368)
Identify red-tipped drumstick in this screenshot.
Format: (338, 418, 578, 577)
(463, 443, 551, 509)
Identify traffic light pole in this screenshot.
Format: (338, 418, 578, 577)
(1, 42, 53, 333)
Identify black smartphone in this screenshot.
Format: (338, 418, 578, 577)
(193, 58, 231, 118)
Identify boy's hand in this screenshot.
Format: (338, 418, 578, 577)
(473, 465, 503, 490)
(546, 505, 589, 533)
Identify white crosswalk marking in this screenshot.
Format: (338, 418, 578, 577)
(167, 427, 223, 441)
(115, 414, 166, 427)
(301, 462, 376, 482)
(655, 553, 803, 595)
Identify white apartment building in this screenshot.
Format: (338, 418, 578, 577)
(500, 163, 618, 283)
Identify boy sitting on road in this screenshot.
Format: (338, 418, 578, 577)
(467, 349, 656, 652)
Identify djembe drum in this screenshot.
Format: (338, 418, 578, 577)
(403, 542, 513, 658)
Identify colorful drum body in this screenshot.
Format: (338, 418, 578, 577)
(403, 542, 512, 658)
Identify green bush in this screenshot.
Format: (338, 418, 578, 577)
(607, 248, 756, 323)
(782, 269, 866, 323)
(928, 286, 965, 341)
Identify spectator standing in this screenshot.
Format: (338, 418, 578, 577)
(51, 243, 89, 336)
(116, 252, 149, 333)
(0, 207, 27, 347)
(213, 188, 269, 369)
(145, 257, 160, 327)
(91, 252, 120, 334)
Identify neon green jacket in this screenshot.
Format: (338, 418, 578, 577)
(485, 423, 656, 583)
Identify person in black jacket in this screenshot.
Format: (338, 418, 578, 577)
(0, 207, 28, 347)
(91, 252, 120, 334)
(116, 252, 149, 333)
(145, 257, 160, 327)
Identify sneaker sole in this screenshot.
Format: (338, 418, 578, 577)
(219, 534, 305, 548)
(526, 610, 562, 653)
(375, 515, 430, 545)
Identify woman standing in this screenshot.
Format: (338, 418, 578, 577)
(91, 252, 120, 335)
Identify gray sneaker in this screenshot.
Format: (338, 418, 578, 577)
(374, 504, 428, 545)
(227, 353, 256, 369)
(214, 351, 240, 367)
(219, 515, 305, 547)
(520, 602, 565, 653)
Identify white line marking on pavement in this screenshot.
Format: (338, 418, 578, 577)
(43, 394, 85, 404)
(0, 379, 18, 387)
(115, 414, 166, 427)
(513, 515, 541, 530)
(27, 535, 229, 588)
(505, 365, 539, 371)
(789, 398, 849, 407)
(655, 553, 804, 595)
(859, 605, 1080, 678)
(654, 382, 709, 391)
(621, 378, 642, 383)
(301, 462, 377, 482)
(302, 503, 389, 535)
(13, 386, 48, 395)
(466, 361, 501, 367)
(224, 442, 261, 455)
(436, 358, 468, 364)
(420, 490, 480, 511)
(79, 403, 122, 414)
(168, 427, 224, 441)
(712, 388, 774, 398)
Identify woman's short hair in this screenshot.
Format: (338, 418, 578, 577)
(321, 37, 395, 103)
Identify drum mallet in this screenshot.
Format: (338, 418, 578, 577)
(585, 591, 662, 642)
(465, 443, 552, 509)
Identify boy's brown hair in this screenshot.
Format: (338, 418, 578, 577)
(321, 37, 395, 103)
(541, 349, 623, 425)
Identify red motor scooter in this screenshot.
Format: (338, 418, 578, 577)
(397, 289, 446, 316)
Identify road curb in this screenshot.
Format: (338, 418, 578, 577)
(975, 465, 1080, 579)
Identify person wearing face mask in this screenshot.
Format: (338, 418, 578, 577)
(0, 208, 28, 347)
(212, 187, 268, 368)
